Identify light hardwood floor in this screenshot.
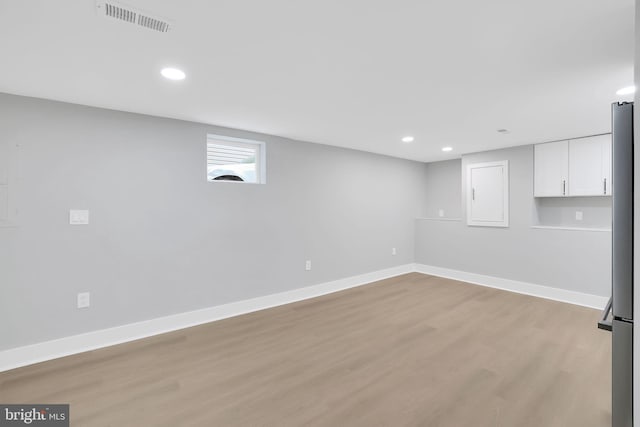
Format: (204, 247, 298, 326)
(0, 273, 611, 426)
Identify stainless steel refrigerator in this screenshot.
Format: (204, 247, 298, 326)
(599, 101, 634, 427)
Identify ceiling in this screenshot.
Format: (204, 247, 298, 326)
(0, 0, 634, 162)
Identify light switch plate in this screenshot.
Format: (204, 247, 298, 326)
(438, 209, 444, 217)
(77, 292, 90, 309)
(69, 210, 89, 225)
(575, 211, 583, 221)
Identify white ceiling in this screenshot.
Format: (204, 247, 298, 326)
(0, 0, 634, 162)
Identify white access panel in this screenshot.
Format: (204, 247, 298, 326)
(534, 141, 568, 197)
(467, 161, 509, 227)
(569, 135, 611, 196)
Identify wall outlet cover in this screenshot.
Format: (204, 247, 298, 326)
(438, 209, 444, 217)
(305, 260, 311, 271)
(575, 211, 583, 221)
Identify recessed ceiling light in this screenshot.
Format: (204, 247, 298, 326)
(442, 147, 453, 152)
(161, 67, 186, 81)
(401, 136, 414, 143)
(616, 85, 636, 95)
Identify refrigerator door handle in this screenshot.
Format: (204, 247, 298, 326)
(598, 297, 613, 331)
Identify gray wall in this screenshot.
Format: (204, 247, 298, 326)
(0, 93, 428, 350)
(416, 145, 611, 297)
(423, 159, 462, 219)
(0, 92, 613, 352)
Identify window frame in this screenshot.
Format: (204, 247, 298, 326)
(206, 134, 266, 185)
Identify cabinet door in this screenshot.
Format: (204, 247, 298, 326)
(568, 135, 611, 196)
(569, 137, 603, 196)
(534, 141, 568, 197)
(467, 161, 509, 227)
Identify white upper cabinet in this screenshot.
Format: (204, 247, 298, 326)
(569, 135, 612, 196)
(467, 161, 509, 227)
(534, 135, 611, 197)
(534, 141, 568, 197)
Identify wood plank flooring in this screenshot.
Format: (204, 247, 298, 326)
(0, 273, 611, 426)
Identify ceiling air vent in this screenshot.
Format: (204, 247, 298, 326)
(96, 1, 172, 33)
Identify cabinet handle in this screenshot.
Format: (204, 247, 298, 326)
(562, 180, 566, 196)
(604, 178, 607, 195)
(472, 188, 475, 201)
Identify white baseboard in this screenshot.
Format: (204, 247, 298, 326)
(413, 263, 609, 310)
(0, 264, 413, 373)
(0, 263, 608, 372)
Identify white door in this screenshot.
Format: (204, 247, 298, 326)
(534, 141, 568, 197)
(467, 161, 509, 227)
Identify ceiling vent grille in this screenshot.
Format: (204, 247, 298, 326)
(96, 1, 172, 33)
(137, 15, 170, 33)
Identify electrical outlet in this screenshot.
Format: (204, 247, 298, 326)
(392, 247, 397, 256)
(77, 292, 90, 309)
(438, 209, 444, 217)
(305, 260, 311, 271)
(575, 211, 583, 221)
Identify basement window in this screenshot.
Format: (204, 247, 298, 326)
(206, 135, 266, 184)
